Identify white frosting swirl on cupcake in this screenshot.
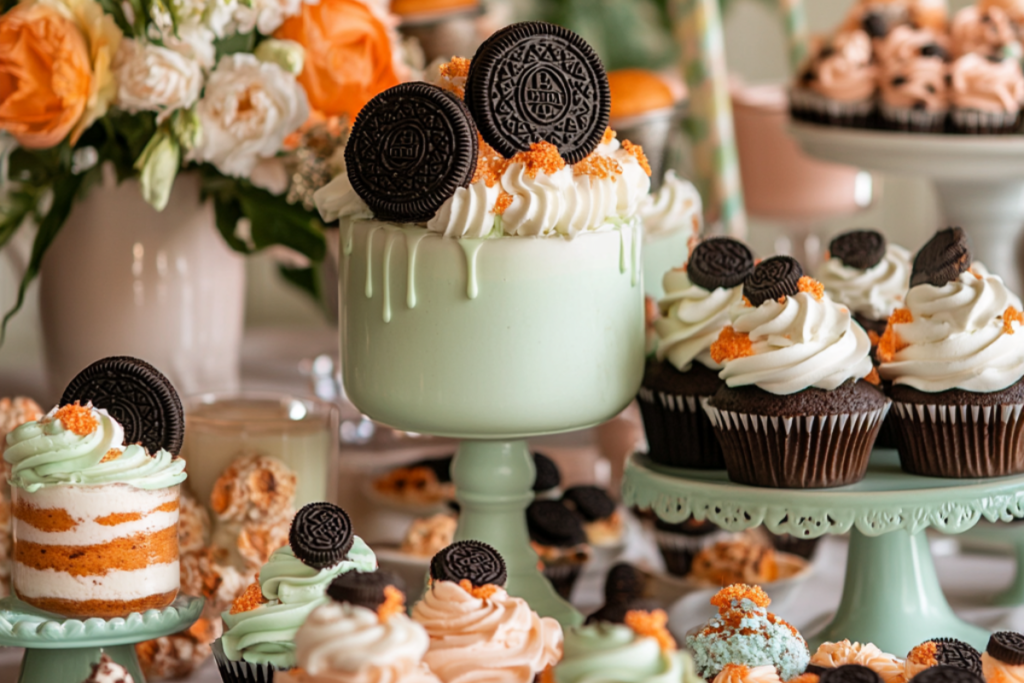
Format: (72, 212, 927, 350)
(715, 287, 874, 395)
(878, 271, 1024, 392)
(640, 171, 703, 239)
(816, 244, 912, 322)
(654, 270, 744, 372)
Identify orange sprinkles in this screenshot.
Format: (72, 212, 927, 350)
(493, 192, 514, 216)
(471, 136, 509, 188)
(601, 127, 616, 145)
(710, 584, 771, 611)
(459, 579, 499, 601)
(621, 140, 652, 176)
(796, 276, 824, 301)
(876, 308, 913, 364)
(864, 368, 881, 386)
(54, 403, 98, 437)
(624, 609, 676, 652)
(907, 642, 938, 667)
(376, 585, 406, 623)
(572, 152, 622, 179)
(100, 449, 121, 463)
(509, 142, 566, 179)
(230, 581, 266, 614)
(1004, 306, 1024, 335)
(710, 326, 754, 364)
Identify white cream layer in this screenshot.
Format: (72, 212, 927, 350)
(13, 510, 178, 546)
(13, 482, 177, 518)
(14, 560, 180, 600)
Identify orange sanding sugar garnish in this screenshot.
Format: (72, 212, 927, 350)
(601, 127, 616, 145)
(876, 308, 913, 364)
(710, 584, 771, 611)
(969, 267, 983, 279)
(54, 403, 98, 437)
(867, 330, 881, 346)
(459, 579, 499, 601)
(625, 609, 676, 651)
(230, 581, 267, 614)
(493, 191, 514, 216)
(572, 151, 622, 179)
(742, 296, 753, 307)
(908, 642, 939, 667)
(864, 367, 881, 386)
(1004, 306, 1024, 335)
(440, 57, 470, 81)
(471, 135, 509, 187)
(100, 448, 121, 463)
(376, 585, 406, 623)
(621, 140, 652, 176)
(509, 141, 566, 179)
(710, 326, 754, 364)
(797, 276, 824, 301)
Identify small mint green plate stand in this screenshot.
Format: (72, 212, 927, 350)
(623, 449, 1024, 655)
(0, 594, 203, 683)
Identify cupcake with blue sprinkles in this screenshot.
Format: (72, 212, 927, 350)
(686, 584, 810, 682)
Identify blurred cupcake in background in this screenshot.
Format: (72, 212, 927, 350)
(527, 500, 591, 601)
(652, 517, 725, 577)
(948, 52, 1024, 134)
(951, 3, 1021, 59)
(561, 486, 624, 549)
(791, 30, 879, 128)
(533, 452, 563, 500)
(876, 25, 949, 131)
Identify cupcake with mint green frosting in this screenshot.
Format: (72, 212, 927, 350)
(214, 502, 377, 683)
(687, 584, 809, 682)
(551, 611, 700, 683)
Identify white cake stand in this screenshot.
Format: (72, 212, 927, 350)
(789, 122, 1024, 292)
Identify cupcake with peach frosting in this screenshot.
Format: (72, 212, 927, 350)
(713, 664, 783, 683)
(949, 52, 1024, 133)
(877, 26, 949, 131)
(811, 641, 906, 683)
(792, 30, 878, 127)
(982, 631, 1024, 683)
(951, 5, 1021, 59)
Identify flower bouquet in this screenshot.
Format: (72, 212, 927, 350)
(0, 0, 417, 337)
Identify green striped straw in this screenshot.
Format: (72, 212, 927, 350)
(671, 0, 747, 238)
(780, 0, 810, 73)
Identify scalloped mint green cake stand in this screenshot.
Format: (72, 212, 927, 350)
(623, 449, 1024, 655)
(0, 594, 203, 683)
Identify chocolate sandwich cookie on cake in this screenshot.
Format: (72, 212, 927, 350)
(640, 237, 755, 470)
(879, 227, 1024, 477)
(705, 256, 888, 488)
(983, 631, 1024, 683)
(4, 356, 188, 619)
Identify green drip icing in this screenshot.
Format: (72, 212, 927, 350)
(382, 230, 400, 323)
(365, 225, 381, 298)
(405, 232, 430, 309)
(459, 240, 485, 300)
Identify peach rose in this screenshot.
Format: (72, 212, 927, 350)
(0, 3, 92, 149)
(274, 0, 399, 119)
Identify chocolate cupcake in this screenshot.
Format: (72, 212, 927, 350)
(562, 485, 623, 548)
(791, 30, 878, 128)
(526, 499, 590, 600)
(639, 237, 754, 470)
(879, 228, 1024, 477)
(949, 53, 1024, 134)
(533, 451, 562, 499)
(652, 516, 724, 576)
(876, 26, 950, 132)
(705, 256, 888, 488)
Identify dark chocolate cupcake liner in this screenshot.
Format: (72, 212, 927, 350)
(789, 88, 875, 128)
(879, 102, 947, 133)
(951, 108, 1021, 135)
(212, 639, 280, 683)
(890, 401, 1024, 478)
(653, 528, 727, 576)
(542, 563, 582, 601)
(637, 389, 724, 469)
(703, 403, 889, 488)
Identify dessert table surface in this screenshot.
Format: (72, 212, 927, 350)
(4, 327, 1024, 680)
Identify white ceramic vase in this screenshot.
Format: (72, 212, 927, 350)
(38, 169, 245, 398)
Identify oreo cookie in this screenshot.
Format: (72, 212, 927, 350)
(527, 499, 586, 548)
(61, 356, 184, 455)
(327, 570, 405, 610)
(430, 540, 507, 587)
(830, 230, 887, 270)
(820, 665, 883, 683)
(562, 486, 615, 522)
(585, 597, 662, 625)
(533, 452, 561, 493)
(603, 562, 646, 603)
(987, 631, 1024, 666)
(465, 21, 610, 164)
(289, 502, 355, 569)
(911, 666, 984, 683)
(911, 227, 971, 287)
(743, 255, 804, 307)
(345, 82, 478, 223)
(925, 639, 984, 677)
(687, 238, 755, 291)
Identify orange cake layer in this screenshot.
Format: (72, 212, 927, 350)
(19, 589, 179, 619)
(14, 525, 179, 575)
(14, 498, 179, 531)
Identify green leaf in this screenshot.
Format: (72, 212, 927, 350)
(213, 195, 249, 253)
(0, 173, 84, 345)
(278, 263, 323, 304)
(215, 32, 256, 60)
(96, 0, 135, 36)
(237, 184, 326, 262)
(0, 189, 37, 252)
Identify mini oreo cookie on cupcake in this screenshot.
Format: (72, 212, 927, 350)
(562, 485, 623, 548)
(704, 256, 888, 488)
(879, 227, 1024, 478)
(215, 502, 377, 683)
(429, 539, 508, 588)
(982, 631, 1024, 683)
(905, 638, 983, 681)
(910, 666, 984, 683)
(640, 237, 755, 470)
(533, 451, 562, 499)
(327, 570, 407, 611)
(586, 562, 663, 625)
(527, 499, 591, 599)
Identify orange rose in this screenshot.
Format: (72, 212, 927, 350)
(275, 0, 400, 119)
(0, 2, 92, 149)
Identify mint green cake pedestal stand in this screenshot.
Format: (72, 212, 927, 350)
(956, 520, 1024, 606)
(623, 449, 1024, 655)
(0, 595, 203, 683)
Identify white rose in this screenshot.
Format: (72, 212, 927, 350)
(204, 0, 238, 38)
(233, 0, 303, 36)
(188, 54, 309, 178)
(163, 24, 217, 69)
(113, 39, 203, 122)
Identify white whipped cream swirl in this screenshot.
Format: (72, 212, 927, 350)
(655, 270, 744, 372)
(640, 170, 703, 238)
(878, 271, 1024, 392)
(719, 292, 874, 395)
(293, 602, 440, 683)
(816, 244, 912, 321)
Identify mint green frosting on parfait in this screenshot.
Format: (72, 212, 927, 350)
(220, 538, 377, 668)
(4, 406, 187, 492)
(686, 596, 809, 681)
(555, 622, 699, 683)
